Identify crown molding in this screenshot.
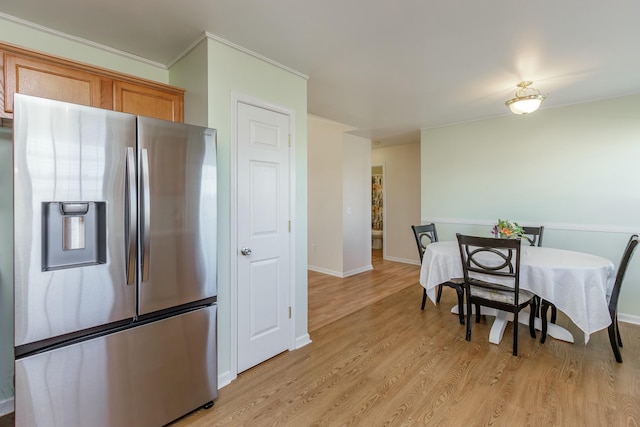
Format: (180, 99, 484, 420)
(166, 32, 209, 68)
(198, 31, 308, 80)
(1, 12, 310, 80)
(0, 12, 167, 69)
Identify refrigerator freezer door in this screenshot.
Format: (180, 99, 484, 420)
(15, 304, 218, 427)
(137, 117, 217, 315)
(13, 95, 137, 346)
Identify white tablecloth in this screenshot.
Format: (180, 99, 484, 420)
(419, 241, 616, 343)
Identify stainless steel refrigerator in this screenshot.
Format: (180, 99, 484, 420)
(11, 94, 218, 427)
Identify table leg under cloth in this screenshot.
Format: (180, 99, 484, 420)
(451, 305, 574, 344)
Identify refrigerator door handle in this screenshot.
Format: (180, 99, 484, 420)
(141, 148, 151, 282)
(125, 147, 137, 285)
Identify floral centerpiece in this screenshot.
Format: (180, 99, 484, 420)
(491, 219, 532, 243)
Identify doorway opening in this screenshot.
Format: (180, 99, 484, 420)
(371, 164, 384, 258)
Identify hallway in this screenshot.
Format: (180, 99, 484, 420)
(308, 250, 420, 332)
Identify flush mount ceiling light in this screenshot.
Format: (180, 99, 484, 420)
(505, 81, 547, 114)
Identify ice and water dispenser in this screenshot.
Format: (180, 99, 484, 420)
(42, 201, 107, 270)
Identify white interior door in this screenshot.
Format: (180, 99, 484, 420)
(237, 101, 291, 373)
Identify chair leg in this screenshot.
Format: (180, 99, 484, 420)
(475, 304, 481, 323)
(540, 300, 549, 344)
(421, 288, 427, 310)
(466, 295, 472, 341)
(616, 317, 623, 347)
(512, 310, 519, 356)
(456, 289, 465, 325)
(529, 301, 536, 339)
(539, 299, 557, 324)
(608, 321, 623, 363)
(436, 284, 443, 303)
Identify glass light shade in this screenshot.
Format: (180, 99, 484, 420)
(505, 81, 547, 115)
(506, 96, 544, 114)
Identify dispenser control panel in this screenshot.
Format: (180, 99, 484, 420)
(42, 201, 107, 271)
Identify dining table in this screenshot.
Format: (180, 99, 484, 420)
(419, 241, 616, 344)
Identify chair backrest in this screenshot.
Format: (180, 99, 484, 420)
(456, 233, 522, 300)
(521, 226, 544, 247)
(411, 223, 439, 262)
(608, 234, 639, 314)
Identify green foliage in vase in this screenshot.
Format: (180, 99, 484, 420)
(491, 219, 531, 243)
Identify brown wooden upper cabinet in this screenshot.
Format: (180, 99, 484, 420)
(114, 80, 183, 122)
(1, 44, 184, 122)
(4, 54, 104, 112)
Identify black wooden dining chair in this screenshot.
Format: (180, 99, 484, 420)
(521, 226, 544, 247)
(456, 234, 537, 356)
(412, 224, 465, 324)
(521, 226, 557, 324)
(540, 234, 638, 363)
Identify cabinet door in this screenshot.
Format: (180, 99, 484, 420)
(114, 81, 183, 122)
(4, 54, 103, 113)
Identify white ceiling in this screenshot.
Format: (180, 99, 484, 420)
(2, 0, 640, 145)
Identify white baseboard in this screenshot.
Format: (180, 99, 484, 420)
(618, 312, 640, 325)
(383, 256, 420, 265)
(295, 333, 312, 349)
(217, 334, 311, 392)
(308, 265, 373, 278)
(307, 265, 343, 277)
(343, 265, 373, 277)
(0, 397, 14, 417)
(217, 370, 235, 389)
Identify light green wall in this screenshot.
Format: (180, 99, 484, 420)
(421, 95, 640, 318)
(201, 38, 308, 381)
(0, 16, 168, 83)
(1, 18, 308, 404)
(169, 40, 209, 127)
(172, 37, 309, 383)
(0, 129, 13, 404)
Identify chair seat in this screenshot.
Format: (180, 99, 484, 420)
(462, 279, 535, 305)
(469, 281, 535, 305)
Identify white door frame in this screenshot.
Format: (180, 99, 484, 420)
(229, 91, 296, 380)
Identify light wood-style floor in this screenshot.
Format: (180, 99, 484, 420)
(308, 249, 419, 332)
(172, 251, 640, 426)
(3, 251, 638, 426)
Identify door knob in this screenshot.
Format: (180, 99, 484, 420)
(241, 247, 252, 256)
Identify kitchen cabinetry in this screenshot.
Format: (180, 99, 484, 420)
(1, 43, 184, 122)
(114, 80, 182, 122)
(3, 54, 104, 112)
